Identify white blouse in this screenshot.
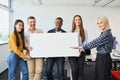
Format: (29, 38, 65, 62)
(75, 29, 88, 46)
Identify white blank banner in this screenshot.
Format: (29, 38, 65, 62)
(30, 33, 79, 57)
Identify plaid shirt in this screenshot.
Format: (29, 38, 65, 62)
(83, 29, 114, 54)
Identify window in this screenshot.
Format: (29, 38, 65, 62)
(0, 1, 9, 44)
(0, 0, 8, 7)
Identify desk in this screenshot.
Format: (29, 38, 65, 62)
(111, 50, 120, 70)
(86, 50, 120, 70)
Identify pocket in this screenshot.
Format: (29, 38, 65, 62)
(7, 52, 19, 61)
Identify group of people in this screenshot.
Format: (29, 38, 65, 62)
(7, 15, 114, 80)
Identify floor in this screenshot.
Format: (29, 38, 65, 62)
(0, 62, 95, 80)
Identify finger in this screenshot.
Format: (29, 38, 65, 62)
(70, 47, 75, 48)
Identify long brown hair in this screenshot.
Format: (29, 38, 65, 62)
(71, 15, 85, 43)
(14, 19, 25, 49)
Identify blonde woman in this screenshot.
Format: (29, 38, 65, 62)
(25, 16, 44, 80)
(72, 16, 114, 80)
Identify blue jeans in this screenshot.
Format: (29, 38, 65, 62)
(46, 57, 65, 80)
(7, 52, 28, 80)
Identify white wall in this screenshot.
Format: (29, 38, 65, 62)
(0, 44, 9, 73)
(12, 0, 120, 43)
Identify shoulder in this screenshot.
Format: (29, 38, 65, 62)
(9, 32, 16, 39)
(83, 29, 88, 36)
(61, 29, 66, 32)
(36, 28, 43, 33)
(103, 29, 112, 36)
(84, 29, 87, 33)
(10, 32, 15, 37)
(48, 28, 55, 33)
(24, 31, 30, 39)
(24, 30, 29, 35)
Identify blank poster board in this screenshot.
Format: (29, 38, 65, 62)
(30, 33, 79, 57)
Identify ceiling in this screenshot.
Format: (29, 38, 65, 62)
(27, 0, 120, 7)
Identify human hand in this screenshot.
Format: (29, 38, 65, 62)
(26, 55, 32, 59)
(27, 47, 33, 51)
(79, 53, 82, 57)
(70, 46, 82, 49)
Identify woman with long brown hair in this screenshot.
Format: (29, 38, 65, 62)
(7, 19, 31, 80)
(68, 15, 88, 80)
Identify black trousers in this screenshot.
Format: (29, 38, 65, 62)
(68, 52, 85, 80)
(95, 53, 112, 80)
(46, 57, 65, 80)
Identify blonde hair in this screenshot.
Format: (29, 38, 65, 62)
(97, 16, 110, 29)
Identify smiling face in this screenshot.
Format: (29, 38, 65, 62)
(74, 16, 81, 27)
(28, 18, 36, 30)
(73, 15, 83, 31)
(15, 22, 24, 32)
(97, 16, 110, 31)
(97, 20, 106, 31)
(55, 19, 63, 29)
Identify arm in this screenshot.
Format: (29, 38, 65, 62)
(83, 32, 110, 50)
(83, 29, 88, 45)
(9, 33, 31, 59)
(71, 31, 111, 50)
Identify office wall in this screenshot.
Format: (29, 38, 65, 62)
(0, 44, 8, 73)
(12, 0, 120, 43)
